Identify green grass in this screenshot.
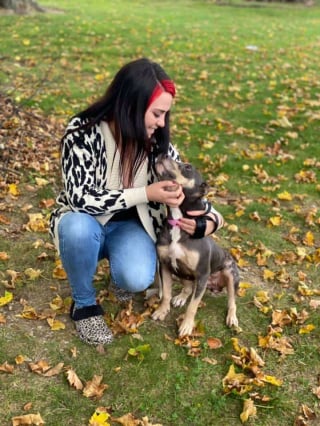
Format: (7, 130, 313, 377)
(1, 1, 320, 425)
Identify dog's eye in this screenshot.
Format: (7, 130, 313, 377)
(184, 164, 192, 171)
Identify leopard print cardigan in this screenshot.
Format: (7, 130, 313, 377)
(49, 116, 224, 251)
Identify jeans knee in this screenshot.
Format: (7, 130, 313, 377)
(113, 264, 156, 293)
(58, 213, 101, 248)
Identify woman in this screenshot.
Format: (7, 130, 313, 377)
(50, 58, 224, 346)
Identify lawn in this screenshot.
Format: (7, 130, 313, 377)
(0, 1, 319, 425)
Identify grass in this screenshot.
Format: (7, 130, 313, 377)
(0, 0, 320, 425)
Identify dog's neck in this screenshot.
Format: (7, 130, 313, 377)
(167, 207, 182, 227)
(167, 197, 206, 228)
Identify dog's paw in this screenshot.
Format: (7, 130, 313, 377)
(152, 305, 170, 322)
(226, 312, 239, 328)
(178, 319, 195, 337)
(172, 294, 188, 308)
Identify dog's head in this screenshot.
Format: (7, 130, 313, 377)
(155, 154, 208, 210)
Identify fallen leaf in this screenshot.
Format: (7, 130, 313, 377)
(207, 337, 223, 349)
(15, 355, 26, 365)
(24, 268, 42, 280)
(299, 324, 315, 334)
(42, 362, 64, 377)
(47, 318, 66, 331)
(202, 357, 218, 365)
(66, 368, 83, 390)
(0, 251, 10, 260)
(12, 413, 45, 426)
(83, 375, 108, 399)
(0, 290, 13, 307)
(0, 361, 14, 373)
(240, 399, 257, 423)
(89, 407, 111, 426)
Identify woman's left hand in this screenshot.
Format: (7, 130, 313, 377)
(179, 210, 215, 236)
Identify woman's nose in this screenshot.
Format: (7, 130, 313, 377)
(157, 115, 165, 128)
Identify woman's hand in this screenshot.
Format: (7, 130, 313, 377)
(146, 181, 184, 208)
(179, 210, 216, 236)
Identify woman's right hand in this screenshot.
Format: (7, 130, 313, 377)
(146, 181, 185, 208)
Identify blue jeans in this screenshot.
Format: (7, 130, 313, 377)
(58, 212, 157, 308)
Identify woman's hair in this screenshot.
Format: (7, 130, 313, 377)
(76, 58, 176, 186)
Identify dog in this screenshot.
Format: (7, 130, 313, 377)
(151, 154, 239, 337)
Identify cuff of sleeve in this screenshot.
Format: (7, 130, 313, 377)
(123, 187, 148, 208)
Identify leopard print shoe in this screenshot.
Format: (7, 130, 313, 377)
(70, 303, 113, 346)
(109, 282, 133, 303)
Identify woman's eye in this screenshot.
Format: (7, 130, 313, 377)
(153, 112, 161, 118)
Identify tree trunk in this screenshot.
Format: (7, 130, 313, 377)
(0, 0, 45, 13)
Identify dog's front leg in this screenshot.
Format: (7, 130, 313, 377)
(224, 270, 239, 327)
(152, 265, 172, 322)
(178, 279, 207, 337)
(172, 279, 193, 307)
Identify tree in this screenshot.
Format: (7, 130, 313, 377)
(0, 0, 45, 13)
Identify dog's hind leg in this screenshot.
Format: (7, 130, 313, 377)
(172, 279, 193, 308)
(178, 279, 207, 337)
(152, 265, 172, 322)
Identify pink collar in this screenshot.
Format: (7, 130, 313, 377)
(168, 219, 180, 227)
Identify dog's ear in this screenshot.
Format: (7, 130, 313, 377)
(200, 181, 209, 196)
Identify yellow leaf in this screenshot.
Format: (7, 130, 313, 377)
(240, 399, 257, 423)
(277, 191, 292, 201)
(199, 70, 208, 80)
(24, 268, 42, 280)
(285, 131, 298, 139)
(227, 224, 238, 233)
(239, 282, 252, 289)
(26, 213, 47, 232)
(95, 73, 106, 81)
(263, 269, 275, 280)
(89, 407, 110, 426)
(8, 183, 20, 196)
(261, 374, 283, 386)
(303, 231, 314, 247)
(35, 177, 49, 187)
(47, 318, 66, 331)
(268, 216, 281, 226)
(52, 260, 67, 280)
(0, 290, 13, 307)
(15, 355, 26, 365)
(255, 291, 270, 304)
(49, 295, 64, 310)
(278, 116, 292, 128)
(299, 324, 315, 334)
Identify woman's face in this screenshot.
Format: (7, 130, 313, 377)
(144, 91, 173, 139)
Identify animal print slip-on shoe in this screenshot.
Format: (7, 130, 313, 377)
(109, 282, 133, 303)
(70, 303, 113, 346)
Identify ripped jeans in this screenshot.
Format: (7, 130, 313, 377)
(58, 212, 157, 308)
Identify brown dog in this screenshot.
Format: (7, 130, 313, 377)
(152, 155, 239, 336)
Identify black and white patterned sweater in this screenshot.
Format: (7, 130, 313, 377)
(49, 117, 224, 251)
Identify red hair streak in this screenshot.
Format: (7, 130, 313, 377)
(147, 79, 176, 108)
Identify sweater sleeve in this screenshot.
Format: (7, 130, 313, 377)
(59, 118, 148, 216)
